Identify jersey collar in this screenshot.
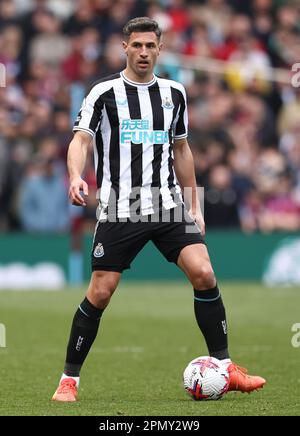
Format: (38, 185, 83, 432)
(121, 71, 157, 87)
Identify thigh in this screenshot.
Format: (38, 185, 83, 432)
(152, 205, 205, 264)
(91, 220, 150, 273)
(177, 244, 215, 289)
(177, 243, 212, 273)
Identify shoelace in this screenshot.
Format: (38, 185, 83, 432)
(229, 364, 251, 390)
(231, 365, 248, 375)
(58, 380, 76, 394)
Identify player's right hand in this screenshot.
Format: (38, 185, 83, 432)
(69, 177, 89, 206)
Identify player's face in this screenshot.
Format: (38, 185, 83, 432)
(123, 32, 162, 79)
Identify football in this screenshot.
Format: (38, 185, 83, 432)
(183, 356, 229, 401)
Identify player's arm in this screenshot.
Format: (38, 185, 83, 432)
(173, 137, 205, 235)
(67, 130, 92, 206)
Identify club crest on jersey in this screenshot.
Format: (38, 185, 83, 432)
(94, 243, 104, 258)
(161, 96, 174, 110)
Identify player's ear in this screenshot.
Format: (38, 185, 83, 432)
(122, 40, 128, 53)
(158, 42, 163, 55)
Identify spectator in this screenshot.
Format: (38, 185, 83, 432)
(260, 175, 300, 232)
(204, 164, 240, 227)
(0, 0, 299, 233)
(29, 9, 71, 67)
(19, 157, 69, 232)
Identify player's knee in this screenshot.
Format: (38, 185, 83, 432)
(88, 272, 118, 308)
(191, 263, 216, 290)
(88, 285, 115, 308)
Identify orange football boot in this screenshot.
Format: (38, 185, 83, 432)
(52, 378, 78, 402)
(227, 363, 266, 393)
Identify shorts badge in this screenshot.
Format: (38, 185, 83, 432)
(94, 243, 104, 258)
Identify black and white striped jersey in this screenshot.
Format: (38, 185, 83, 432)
(73, 71, 188, 218)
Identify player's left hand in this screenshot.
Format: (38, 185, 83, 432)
(189, 209, 205, 236)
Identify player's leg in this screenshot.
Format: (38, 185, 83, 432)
(153, 206, 266, 392)
(63, 270, 121, 378)
(177, 243, 229, 361)
(52, 270, 120, 402)
(177, 243, 266, 392)
(152, 208, 228, 359)
(52, 219, 151, 401)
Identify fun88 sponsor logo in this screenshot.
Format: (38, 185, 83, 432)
(120, 119, 169, 145)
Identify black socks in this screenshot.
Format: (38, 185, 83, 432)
(63, 287, 229, 378)
(194, 286, 230, 360)
(64, 297, 104, 377)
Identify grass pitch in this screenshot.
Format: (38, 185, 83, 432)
(0, 281, 299, 416)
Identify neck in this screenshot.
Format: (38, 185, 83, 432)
(123, 67, 154, 84)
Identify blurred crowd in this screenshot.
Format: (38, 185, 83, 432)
(0, 0, 300, 233)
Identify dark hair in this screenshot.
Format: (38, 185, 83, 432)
(123, 17, 162, 40)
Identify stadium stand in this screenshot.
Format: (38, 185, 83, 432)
(0, 0, 299, 233)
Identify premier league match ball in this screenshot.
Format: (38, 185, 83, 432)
(183, 356, 229, 401)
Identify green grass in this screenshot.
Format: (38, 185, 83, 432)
(0, 282, 300, 416)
